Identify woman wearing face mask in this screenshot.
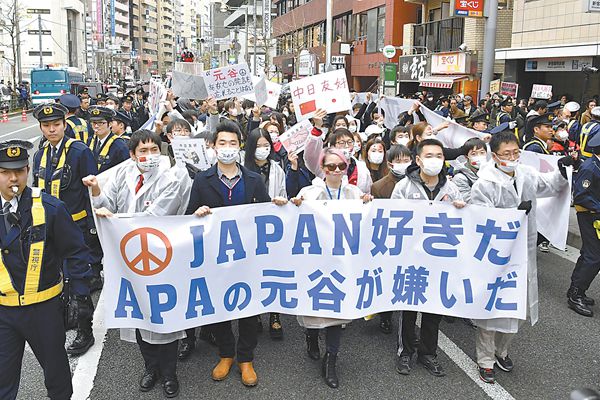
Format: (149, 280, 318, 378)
(263, 121, 289, 169)
(452, 137, 488, 202)
(351, 132, 363, 160)
(407, 121, 472, 161)
(304, 109, 373, 193)
(549, 120, 576, 156)
(363, 137, 388, 182)
(292, 147, 372, 389)
(243, 128, 287, 340)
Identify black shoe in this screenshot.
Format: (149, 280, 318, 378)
(269, 313, 283, 340)
(495, 354, 514, 372)
(256, 315, 263, 333)
(568, 287, 596, 306)
(479, 367, 495, 384)
(67, 329, 95, 356)
(198, 327, 217, 346)
(321, 352, 339, 388)
(379, 317, 392, 334)
(178, 340, 195, 360)
(139, 370, 159, 392)
(417, 354, 446, 377)
(163, 377, 180, 398)
(89, 264, 104, 292)
(396, 354, 412, 375)
(567, 286, 594, 317)
(306, 332, 320, 360)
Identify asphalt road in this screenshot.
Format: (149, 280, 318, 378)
(3, 120, 597, 400)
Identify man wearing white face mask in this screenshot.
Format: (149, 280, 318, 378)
(453, 137, 488, 202)
(391, 138, 465, 378)
(82, 130, 192, 397)
(470, 131, 573, 384)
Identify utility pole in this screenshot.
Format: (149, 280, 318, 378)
(253, 0, 257, 75)
(480, 0, 498, 100)
(37, 14, 43, 67)
(325, 0, 332, 71)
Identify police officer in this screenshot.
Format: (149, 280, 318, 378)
(94, 93, 108, 107)
(120, 94, 141, 132)
(111, 110, 132, 141)
(496, 96, 515, 126)
(31, 103, 99, 355)
(59, 94, 93, 145)
(572, 106, 600, 161)
(567, 132, 600, 317)
(106, 94, 120, 111)
(547, 100, 562, 118)
(88, 106, 130, 173)
(0, 139, 92, 400)
(523, 113, 554, 155)
(467, 109, 491, 133)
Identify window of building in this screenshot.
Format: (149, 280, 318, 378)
(354, 12, 368, 40)
(366, 6, 385, 53)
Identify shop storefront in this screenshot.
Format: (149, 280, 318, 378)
(417, 51, 479, 100)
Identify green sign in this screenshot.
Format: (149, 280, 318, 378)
(382, 63, 398, 88)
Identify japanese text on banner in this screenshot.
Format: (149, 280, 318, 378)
(97, 200, 529, 334)
(289, 69, 352, 121)
(204, 63, 254, 100)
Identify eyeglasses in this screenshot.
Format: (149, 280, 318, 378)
(335, 140, 354, 147)
(323, 162, 347, 172)
(495, 150, 521, 160)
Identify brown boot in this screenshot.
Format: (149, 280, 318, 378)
(238, 362, 258, 387)
(212, 357, 234, 381)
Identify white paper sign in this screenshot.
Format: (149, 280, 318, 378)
(148, 80, 167, 116)
(531, 84, 553, 100)
(170, 138, 211, 171)
(289, 69, 352, 121)
(278, 119, 313, 155)
(242, 76, 282, 109)
(203, 63, 254, 100)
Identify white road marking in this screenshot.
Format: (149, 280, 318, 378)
(71, 290, 108, 400)
(0, 123, 38, 138)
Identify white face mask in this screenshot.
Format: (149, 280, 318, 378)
(229, 108, 238, 117)
(368, 151, 384, 165)
(420, 157, 444, 176)
(557, 129, 569, 141)
(105, 104, 116, 110)
(206, 148, 217, 165)
(255, 146, 271, 161)
(282, 110, 289, 117)
(321, 127, 329, 136)
(353, 143, 361, 154)
(392, 162, 410, 175)
(348, 125, 357, 133)
(396, 137, 409, 146)
(563, 118, 570, 124)
(136, 153, 161, 172)
(469, 155, 487, 170)
(495, 156, 520, 174)
(341, 148, 352, 160)
(216, 147, 239, 164)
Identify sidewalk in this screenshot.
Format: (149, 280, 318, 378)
(567, 207, 581, 249)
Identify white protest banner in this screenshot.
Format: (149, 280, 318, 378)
(519, 151, 572, 249)
(96, 200, 528, 333)
(148, 80, 167, 116)
(531, 84, 553, 99)
(242, 76, 282, 109)
(174, 62, 204, 76)
(170, 138, 211, 171)
(278, 119, 313, 155)
(171, 70, 209, 100)
(203, 63, 254, 100)
(351, 92, 379, 106)
(289, 69, 352, 121)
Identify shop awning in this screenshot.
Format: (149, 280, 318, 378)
(419, 75, 469, 89)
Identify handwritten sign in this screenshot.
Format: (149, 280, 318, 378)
(203, 63, 254, 100)
(531, 84, 552, 100)
(289, 69, 352, 121)
(278, 119, 313, 155)
(170, 138, 211, 171)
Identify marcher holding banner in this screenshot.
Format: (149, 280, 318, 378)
(83, 130, 192, 398)
(391, 138, 465, 378)
(185, 120, 288, 387)
(291, 147, 372, 389)
(469, 131, 575, 384)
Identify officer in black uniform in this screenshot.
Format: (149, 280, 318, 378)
(120, 94, 141, 131)
(59, 94, 93, 145)
(467, 109, 491, 133)
(31, 103, 99, 355)
(88, 106, 130, 173)
(94, 93, 108, 107)
(496, 96, 515, 126)
(572, 106, 600, 161)
(111, 110, 132, 141)
(523, 113, 554, 155)
(567, 132, 600, 317)
(0, 139, 92, 400)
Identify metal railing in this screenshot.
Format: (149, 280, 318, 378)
(413, 17, 464, 54)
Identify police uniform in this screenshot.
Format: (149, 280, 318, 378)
(0, 140, 92, 400)
(93, 92, 108, 106)
(523, 113, 553, 155)
(568, 132, 600, 317)
(112, 110, 132, 141)
(495, 96, 514, 126)
(467, 110, 491, 132)
(59, 94, 94, 145)
(88, 106, 130, 173)
(119, 94, 142, 132)
(573, 107, 600, 161)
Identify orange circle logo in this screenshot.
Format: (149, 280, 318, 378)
(120, 227, 172, 276)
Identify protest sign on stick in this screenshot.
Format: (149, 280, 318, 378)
(289, 69, 352, 121)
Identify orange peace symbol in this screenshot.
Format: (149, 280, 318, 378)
(120, 227, 173, 276)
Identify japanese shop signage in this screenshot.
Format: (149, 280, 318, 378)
(431, 52, 471, 75)
(398, 54, 431, 82)
(454, 0, 485, 17)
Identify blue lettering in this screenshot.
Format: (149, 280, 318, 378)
(292, 214, 322, 255)
(147, 284, 177, 324)
(217, 220, 247, 264)
(114, 278, 143, 319)
(190, 225, 205, 268)
(186, 277, 215, 318)
(255, 215, 283, 255)
(332, 213, 361, 255)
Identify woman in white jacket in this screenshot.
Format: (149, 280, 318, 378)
(292, 147, 372, 389)
(243, 128, 287, 340)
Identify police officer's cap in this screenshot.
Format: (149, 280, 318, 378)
(59, 94, 81, 109)
(564, 101, 580, 113)
(113, 110, 132, 126)
(438, 95, 449, 103)
(106, 94, 120, 104)
(88, 106, 116, 122)
(135, 88, 145, 95)
(591, 106, 600, 118)
(531, 112, 555, 127)
(468, 110, 490, 123)
(96, 93, 108, 101)
(547, 100, 561, 111)
(500, 96, 514, 106)
(489, 122, 511, 135)
(81, 87, 89, 94)
(122, 94, 134, 103)
(454, 115, 469, 124)
(0, 140, 33, 169)
(33, 103, 68, 122)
